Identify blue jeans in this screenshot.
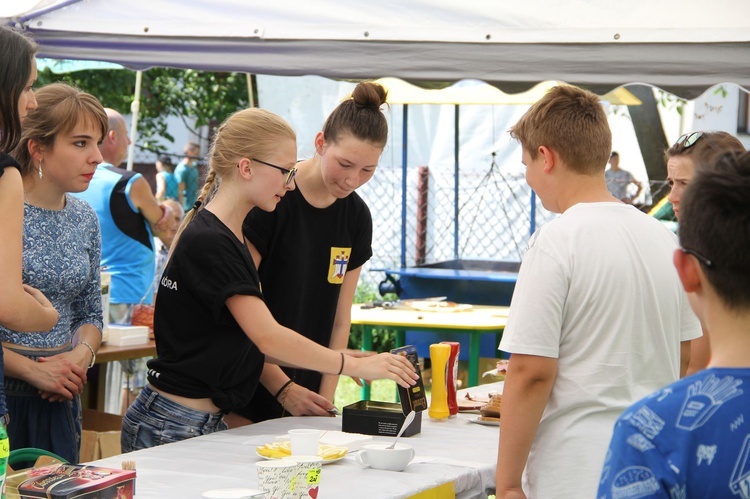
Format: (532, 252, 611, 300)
(4, 377, 81, 464)
(121, 385, 226, 452)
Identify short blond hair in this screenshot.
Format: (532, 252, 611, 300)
(510, 85, 611, 174)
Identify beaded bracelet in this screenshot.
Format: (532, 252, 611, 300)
(274, 379, 293, 400)
(77, 341, 96, 369)
(278, 381, 294, 412)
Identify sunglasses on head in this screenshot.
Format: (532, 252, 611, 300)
(674, 131, 704, 150)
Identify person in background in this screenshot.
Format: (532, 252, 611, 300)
(665, 131, 745, 376)
(174, 141, 201, 213)
(0, 29, 59, 331)
(154, 154, 178, 202)
(605, 151, 642, 203)
(1, 83, 106, 463)
(121, 107, 417, 451)
(75, 108, 176, 325)
(232, 80, 388, 425)
(152, 198, 184, 298)
(0, 25, 59, 436)
(598, 150, 750, 498)
(495, 86, 701, 499)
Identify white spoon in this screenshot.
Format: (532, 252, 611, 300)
(387, 411, 416, 449)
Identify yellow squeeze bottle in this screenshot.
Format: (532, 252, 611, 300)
(428, 343, 451, 420)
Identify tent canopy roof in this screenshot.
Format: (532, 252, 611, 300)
(4, 0, 750, 99)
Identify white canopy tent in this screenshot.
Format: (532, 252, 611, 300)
(3, 0, 750, 99)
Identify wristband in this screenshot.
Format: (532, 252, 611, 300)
(337, 352, 345, 375)
(77, 341, 96, 369)
(274, 379, 293, 400)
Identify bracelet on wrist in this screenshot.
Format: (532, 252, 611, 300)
(337, 351, 345, 375)
(77, 341, 96, 369)
(274, 379, 293, 400)
(278, 382, 294, 409)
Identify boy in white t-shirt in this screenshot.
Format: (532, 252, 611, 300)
(598, 151, 750, 498)
(495, 86, 701, 499)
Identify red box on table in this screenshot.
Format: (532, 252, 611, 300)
(17, 463, 135, 499)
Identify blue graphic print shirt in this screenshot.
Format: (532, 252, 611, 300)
(0, 195, 103, 350)
(598, 368, 750, 498)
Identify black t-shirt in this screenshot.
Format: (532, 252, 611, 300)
(147, 209, 265, 412)
(0, 152, 21, 175)
(237, 187, 372, 421)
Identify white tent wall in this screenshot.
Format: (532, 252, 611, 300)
(255, 75, 654, 286)
(3, 0, 750, 99)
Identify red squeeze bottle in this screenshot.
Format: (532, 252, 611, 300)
(441, 341, 460, 416)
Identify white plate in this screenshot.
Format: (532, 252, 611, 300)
(255, 451, 346, 465)
(404, 300, 473, 312)
(468, 416, 500, 426)
(202, 488, 266, 498)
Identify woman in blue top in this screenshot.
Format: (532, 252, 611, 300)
(1, 83, 107, 463)
(0, 26, 59, 426)
(155, 153, 179, 201)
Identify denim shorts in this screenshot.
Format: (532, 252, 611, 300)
(121, 385, 227, 453)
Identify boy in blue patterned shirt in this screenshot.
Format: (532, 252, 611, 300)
(598, 150, 750, 498)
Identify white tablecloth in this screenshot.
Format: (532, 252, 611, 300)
(91, 385, 505, 499)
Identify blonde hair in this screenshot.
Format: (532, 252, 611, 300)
(12, 83, 108, 176)
(510, 85, 611, 175)
(169, 107, 296, 253)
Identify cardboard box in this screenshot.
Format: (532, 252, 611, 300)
(342, 400, 422, 437)
(80, 409, 122, 463)
(16, 463, 135, 499)
(104, 325, 149, 346)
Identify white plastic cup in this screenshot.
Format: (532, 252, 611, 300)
(288, 429, 322, 456)
(282, 455, 322, 499)
(256, 461, 296, 499)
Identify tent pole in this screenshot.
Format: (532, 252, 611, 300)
(400, 104, 408, 268)
(126, 70, 143, 171)
(246, 74, 256, 108)
(453, 105, 459, 260)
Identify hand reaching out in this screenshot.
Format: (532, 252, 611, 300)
(345, 352, 418, 388)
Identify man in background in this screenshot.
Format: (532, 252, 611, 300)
(174, 141, 201, 213)
(75, 108, 176, 323)
(605, 151, 643, 203)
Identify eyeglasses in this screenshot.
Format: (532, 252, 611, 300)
(674, 132, 704, 150)
(681, 247, 714, 269)
(251, 158, 297, 185)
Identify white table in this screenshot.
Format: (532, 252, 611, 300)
(90, 386, 505, 499)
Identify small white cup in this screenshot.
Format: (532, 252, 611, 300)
(282, 455, 322, 499)
(288, 429, 322, 456)
(256, 460, 296, 499)
(355, 442, 415, 472)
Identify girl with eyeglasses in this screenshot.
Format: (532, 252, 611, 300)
(230, 81, 389, 425)
(665, 130, 745, 376)
(121, 107, 417, 451)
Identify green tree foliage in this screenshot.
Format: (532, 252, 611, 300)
(37, 67, 251, 153)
